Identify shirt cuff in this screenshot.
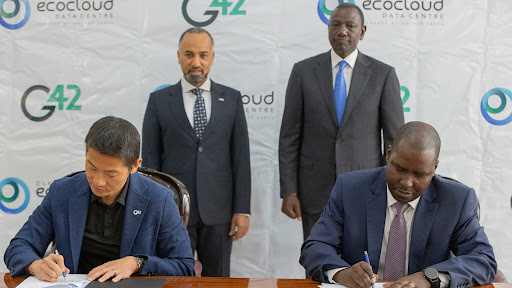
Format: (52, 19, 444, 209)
(234, 213, 250, 217)
(439, 273, 450, 288)
(326, 267, 348, 284)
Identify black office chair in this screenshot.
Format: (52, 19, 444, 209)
(63, 167, 190, 227)
(440, 176, 506, 283)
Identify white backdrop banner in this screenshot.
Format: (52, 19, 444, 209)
(0, 0, 511, 281)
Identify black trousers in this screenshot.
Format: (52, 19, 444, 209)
(187, 221, 233, 277)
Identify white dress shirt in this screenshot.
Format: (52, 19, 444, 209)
(331, 49, 358, 95)
(181, 76, 212, 127)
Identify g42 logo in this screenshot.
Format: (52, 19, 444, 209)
(182, 0, 246, 27)
(401, 86, 410, 112)
(318, 0, 355, 25)
(21, 84, 82, 122)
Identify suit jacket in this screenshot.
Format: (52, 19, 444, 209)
(142, 80, 251, 226)
(300, 167, 497, 288)
(4, 172, 195, 277)
(279, 50, 404, 214)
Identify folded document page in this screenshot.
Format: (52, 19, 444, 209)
(16, 274, 89, 288)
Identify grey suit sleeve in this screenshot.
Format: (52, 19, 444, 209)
(230, 91, 251, 215)
(142, 93, 163, 171)
(279, 63, 303, 198)
(379, 67, 404, 164)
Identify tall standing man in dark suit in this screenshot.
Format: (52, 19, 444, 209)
(300, 121, 497, 288)
(142, 27, 251, 277)
(279, 3, 405, 240)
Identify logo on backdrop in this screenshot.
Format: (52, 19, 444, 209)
(481, 87, 512, 126)
(317, 0, 445, 26)
(400, 86, 410, 112)
(182, 0, 246, 27)
(0, 0, 31, 29)
(242, 91, 276, 121)
(33, 0, 114, 26)
(21, 84, 82, 122)
(0, 177, 30, 214)
(318, 0, 352, 25)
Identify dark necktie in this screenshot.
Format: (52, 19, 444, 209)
(334, 60, 348, 125)
(383, 202, 409, 281)
(191, 88, 207, 139)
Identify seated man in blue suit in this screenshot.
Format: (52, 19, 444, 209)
(300, 121, 496, 288)
(4, 116, 195, 282)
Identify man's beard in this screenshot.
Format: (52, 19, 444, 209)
(185, 71, 208, 85)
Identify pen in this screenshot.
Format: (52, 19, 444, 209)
(54, 249, 68, 282)
(364, 251, 375, 288)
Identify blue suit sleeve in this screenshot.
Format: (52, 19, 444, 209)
(138, 191, 195, 276)
(300, 178, 351, 282)
(4, 184, 56, 277)
(429, 188, 497, 288)
(142, 93, 163, 170)
(230, 91, 251, 215)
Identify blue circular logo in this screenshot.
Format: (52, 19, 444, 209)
(317, 0, 354, 25)
(0, 177, 30, 214)
(481, 87, 512, 126)
(0, 0, 31, 30)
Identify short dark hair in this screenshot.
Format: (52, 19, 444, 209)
(334, 3, 365, 26)
(391, 121, 441, 159)
(179, 27, 214, 48)
(85, 116, 140, 167)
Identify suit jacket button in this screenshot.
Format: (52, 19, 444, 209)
(198, 147, 203, 152)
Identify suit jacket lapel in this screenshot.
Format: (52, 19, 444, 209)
(202, 81, 224, 139)
(167, 82, 199, 143)
(366, 168, 388, 273)
(120, 173, 149, 257)
(339, 52, 372, 134)
(68, 177, 90, 272)
(314, 52, 339, 127)
(408, 183, 438, 274)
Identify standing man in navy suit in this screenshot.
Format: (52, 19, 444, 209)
(279, 3, 404, 240)
(4, 116, 195, 282)
(300, 122, 496, 288)
(142, 27, 251, 277)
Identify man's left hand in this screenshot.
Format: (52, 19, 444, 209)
(229, 214, 249, 241)
(384, 272, 430, 288)
(86, 256, 139, 282)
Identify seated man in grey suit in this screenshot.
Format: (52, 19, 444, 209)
(300, 121, 496, 288)
(4, 116, 195, 282)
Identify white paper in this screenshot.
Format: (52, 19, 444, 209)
(319, 283, 386, 288)
(16, 274, 90, 288)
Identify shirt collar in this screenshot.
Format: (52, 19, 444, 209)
(90, 175, 129, 207)
(331, 48, 358, 70)
(386, 183, 421, 210)
(181, 76, 211, 93)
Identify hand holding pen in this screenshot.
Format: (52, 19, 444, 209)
(332, 251, 377, 288)
(26, 249, 70, 282)
(55, 250, 68, 281)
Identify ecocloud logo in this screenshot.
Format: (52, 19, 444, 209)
(481, 87, 512, 126)
(317, 0, 354, 25)
(0, 0, 31, 29)
(0, 177, 30, 214)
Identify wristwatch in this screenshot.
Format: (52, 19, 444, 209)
(135, 256, 147, 274)
(423, 268, 441, 288)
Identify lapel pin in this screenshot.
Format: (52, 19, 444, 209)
(133, 210, 142, 215)
(218, 97, 224, 101)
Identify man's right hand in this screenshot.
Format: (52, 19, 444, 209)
(27, 253, 69, 282)
(333, 261, 377, 288)
(281, 194, 302, 221)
